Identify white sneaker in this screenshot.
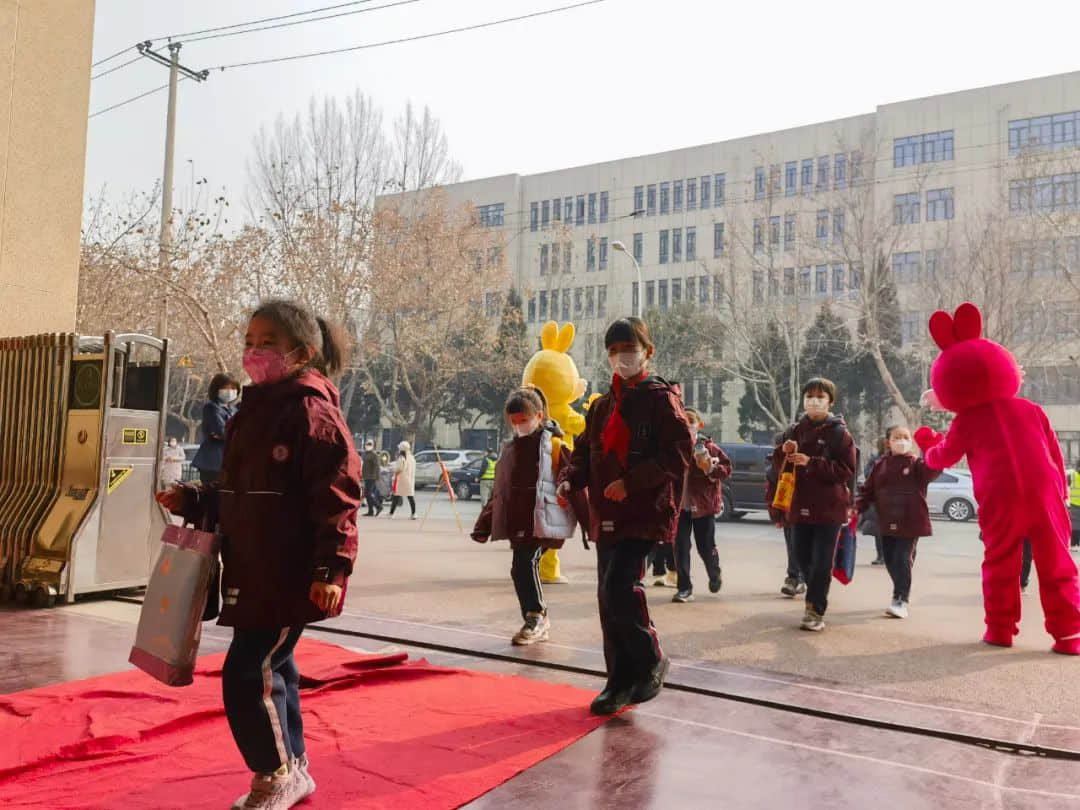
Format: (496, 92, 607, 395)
(512, 612, 550, 645)
(664, 570, 678, 588)
(885, 599, 909, 619)
(800, 607, 825, 632)
(232, 767, 294, 810)
(293, 755, 316, 802)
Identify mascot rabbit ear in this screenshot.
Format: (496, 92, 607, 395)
(928, 311, 956, 350)
(555, 323, 576, 353)
(540, 321, 559, 350)
(952, 302, 983, 342)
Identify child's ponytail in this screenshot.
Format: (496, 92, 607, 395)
(251, 299, 351, 379)
(315, 317, 350, 378)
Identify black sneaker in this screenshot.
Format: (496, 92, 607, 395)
(872, 558, 885, 566)
(781, 576, 798, 597)
(590, 681, 634, 715)
(708, 569, 722, 594)
(672, 590, 694, 603)
(627, 656, 671, 705)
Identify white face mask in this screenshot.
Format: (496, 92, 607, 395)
(168, 439, 177, 448)
(218, 389, 238, 404)
(609, 350, 645, 380)
(803, 395, 829, 417)
(890, 439, 912, 455)
(513, 419, 540, 438)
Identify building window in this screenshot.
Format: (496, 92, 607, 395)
(754, 167, 766, 199)
(770, 164, 781, 197)
(892, 251, 921, 284)
(564, 242, 572, 273)
(832, 264, 845, 296)
(799, 267, 811, 297)
(851, 151, 863, 184)
(576, 195, 585, 225)
(816, 210, 828, 242)
(673, 180, 683, 212)
(784, 213, 796, 249)
(564, 197, 573, 223)
(588, 193, 597, 224)
(686, 276, 696, 304)
(585, 286, 595, 318)
(817, 156, 829, 191)
(687, 178, 697, 210)
(850, 263, 863, 289)
(600, 191, 609, 223)
(647, 184, 657, 216)
(672, 277, 682, 304)
(672, 228, 683, 262)
(686, 226, 696, 261)
(552, 198, 561, 224)
(634, 185, 644, 214)
(485, 292, 500, 317)
(926, 188, 954, 221)
(701, 175, 711, 207)
(714, 222, 725, 256)
(633, 232, 643, 263)
(714, 275, 723, 307)
(784, 267, 795, 297)
(894, 192, 920, 225)
(658, 280, 668, 310)
(753, 271, 764, 303)
(769, 215, 780, 247)
(901, 312, 921, 345)
(768, 269, 779, 299)
(646, 280, 655, 308)
(1009, 113, 1080, 155)
(753, 219, 764, 253)
(599, 237, 608, 270)
(539, 290, 548, 320)
(587, 237, 596, 272)
(562, 288, 571, 320)
(700, 275, 710, 304)
(834, 154, 847, 189)
(551, 241, 560, 273)
(528, 295, 536, 322)
(530, 202, 539, 232)
(715, 174, 725, 205)
(660, 230, 669, 264)
(540, 244, 549, 275)
(660, 182, 670, 214)
(574, 287, 583, 318)
(632, 282, 639, 314)
(598, 285, 607, 318)
(801, 159, 813, 193)
(477, 203, 505, 227)
(785, 161, 797, 196)
(925, 248, 946, 280)
(815, 265, 828, 295)
(549, 289, 559, 319)
(894, 130, 954, 167)
(833, 208, 844, 240)
(541, 200, 550, 229)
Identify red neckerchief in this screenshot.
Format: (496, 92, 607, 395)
(602, 372, 645, 467)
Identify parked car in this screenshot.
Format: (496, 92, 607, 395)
(413, 449, 486, 488)
(927, 467, 978, 522)
(716, 442, 776, 520)
(449, 457, 486, 501)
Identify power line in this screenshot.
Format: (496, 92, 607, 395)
(212, 0, 609, 71)
(182, 0, 420, 45)
(151, 0, 375, 41)
(88, 80, 184, 119)
(92, 45, 136, 68)
(91, 55, 142, 81)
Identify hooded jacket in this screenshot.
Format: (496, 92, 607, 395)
(857, 454, 940, 539)
(766, 414, 857, 526)
(682, 438, 732, 519)
(179, 370, 362, 629)
(560, 375, 692, 544)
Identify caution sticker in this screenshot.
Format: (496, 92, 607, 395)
(122, 428, 149, 445)
(108, 466, 134, 493)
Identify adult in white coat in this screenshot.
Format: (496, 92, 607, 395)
(160, 438, 186, 489)
(389, 441, 417, 519)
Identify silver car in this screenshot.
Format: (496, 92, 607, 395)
(413, 449, 486, 488)
(927, 467, 978, 522)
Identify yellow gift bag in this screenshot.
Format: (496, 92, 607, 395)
(772, 462, 796, 512)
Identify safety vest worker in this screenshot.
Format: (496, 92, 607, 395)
(480, 452, 497, 504)
(481, 456, 497, 481)
(1069, 468, 1080, 507)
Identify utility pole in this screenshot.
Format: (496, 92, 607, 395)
(136, 41, 209, 340)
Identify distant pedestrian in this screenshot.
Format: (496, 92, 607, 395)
(863, 437, 888, 565)
(160, 437, 186, 489)
(768, 432, 804, 598)
(480, 446, 498, 504)
(389, 441, 416, 519)
(191, 373, 240, 485)
(361, 440, 383, 516)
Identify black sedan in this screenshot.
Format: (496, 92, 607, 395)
(449, 457, 485, 501)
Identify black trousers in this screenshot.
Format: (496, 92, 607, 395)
(363, 481, 382, 514)
(1021, 538, 1033, 588)
(882, 536, 918, 601)
(511, 544, 545, 618)
(597, 540, 663, 686)
(874, 535, 884, 561)
(649, 543, 674, 577)
(389, 495, 415, 516)
(223, 626, 305, 774)
(792, 523, 841, 615)
(783, 526, 802, 581)
(675, 510, 720, 593)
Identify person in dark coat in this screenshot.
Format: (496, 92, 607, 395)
(190, 373, 240, 485)
(361, 440, 383, 516)
(863, 438, 888, 565)
(671, 407, 732, 603)
(559, 317, 692, 716)
(856, 425, 940, 619)
(768, 432, 805, 598)
(766, 377, 857, 632)
(159, 299, 361, 810)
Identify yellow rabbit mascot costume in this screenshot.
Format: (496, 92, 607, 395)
(522, 321, 596, 583)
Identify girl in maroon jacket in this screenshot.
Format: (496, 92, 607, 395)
(856, 425, 941, 619)
(158, 300, 362, 810)
(672, 408, 732, 603)
(766, 378, 857, 632)
(558, 317, 692, 715)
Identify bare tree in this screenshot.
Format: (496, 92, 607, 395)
(388, 102, 463, 193)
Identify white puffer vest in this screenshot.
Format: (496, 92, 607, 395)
(534, 429, 577, 540)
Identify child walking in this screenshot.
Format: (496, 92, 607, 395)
(558, 317, 692, 715)
(471, 387, 584, 645)
(766, 378, 856, 632)
(856, 425, 940, 618)
(672, 408, 732, 603)
(158, 299, 362, 810)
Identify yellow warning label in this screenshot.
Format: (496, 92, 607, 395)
(122, 428, 149, 445)
(108, 466, 134, 493)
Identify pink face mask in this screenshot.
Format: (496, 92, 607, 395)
(243, 348, 298, 385)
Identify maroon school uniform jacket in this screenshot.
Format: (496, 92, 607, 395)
(560, 376, 692, 544)
(856, 454, 940, 539)
(180, 370, 362, 630)
(683, 439, 732, 519)
(766, 415, 857, 526)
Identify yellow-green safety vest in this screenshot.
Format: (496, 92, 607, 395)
(1069, 470, 1080, 507)
(481, 457, 497, 481)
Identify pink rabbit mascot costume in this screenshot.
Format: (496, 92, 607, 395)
(914, 303, 1080, 654)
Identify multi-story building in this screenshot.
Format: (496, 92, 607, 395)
(383, 70, 1080, 453)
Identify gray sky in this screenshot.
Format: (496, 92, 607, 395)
(87, 0, 1080, 217)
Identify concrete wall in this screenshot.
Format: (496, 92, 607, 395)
(0, 0, 95, 336)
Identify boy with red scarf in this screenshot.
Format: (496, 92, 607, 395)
(559, 317, 692, 715)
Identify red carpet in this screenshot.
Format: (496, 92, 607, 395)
(0, 638, 610, 809)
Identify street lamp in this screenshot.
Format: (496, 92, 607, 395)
(611, 240, 643, 317)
